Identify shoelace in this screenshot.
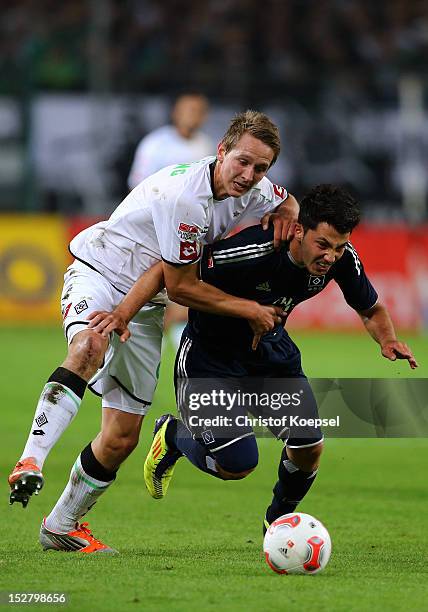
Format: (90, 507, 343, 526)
(76, 523, 104, 545)
(15, 460, 40, 470)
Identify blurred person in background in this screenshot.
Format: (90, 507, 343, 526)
(128, 92, 214, 349)
(128, 93, 213, 189)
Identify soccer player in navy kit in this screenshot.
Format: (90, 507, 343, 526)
(144, 184, 417, 530)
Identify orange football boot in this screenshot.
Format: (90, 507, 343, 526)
(40, 519, 117, 553)
(8, 457, 44, 508)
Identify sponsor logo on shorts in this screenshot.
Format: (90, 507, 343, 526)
(201, 430, 215, 444)
(179, 241, 200, 262)
(178, 222, 201, 241)
(35, 412, 48, 427)
(32, 430, 45, 436)
(74, 299, 88, 314)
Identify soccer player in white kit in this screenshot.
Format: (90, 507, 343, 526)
(128, 92, 214, 348)
(8, 110, 298, 553)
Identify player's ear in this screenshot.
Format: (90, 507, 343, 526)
(294, 223, 304, 242)
(217, 141, 226, 162)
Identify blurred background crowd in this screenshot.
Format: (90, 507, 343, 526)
(2, 0, 427, 99)
(0, 0, 427, 331)
(1, 0, 427, 220)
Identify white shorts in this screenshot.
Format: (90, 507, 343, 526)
(61, 261, 164, 415)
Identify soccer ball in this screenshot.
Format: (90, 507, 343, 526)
(263, 513, 331, 575)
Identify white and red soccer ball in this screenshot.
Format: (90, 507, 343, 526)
(263, 513, 332, 575)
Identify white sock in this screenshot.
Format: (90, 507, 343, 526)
(20, 381, 82, 468)
(45, 455, 114, 533)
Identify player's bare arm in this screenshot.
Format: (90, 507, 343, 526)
(261, 193, 299, 248)
(87, 262, 164, 342)
(87, 257, 284, 349)
(163, 260, 284, 349)
(358, 302, 418, 369)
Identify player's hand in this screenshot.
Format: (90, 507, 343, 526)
(381, 340, 418, 369)
(248, 305, 285, 351)
(261, 194, 299, 249)
(87, 310, 131, 343)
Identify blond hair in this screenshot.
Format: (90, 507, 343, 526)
(221, 110, 280, 165)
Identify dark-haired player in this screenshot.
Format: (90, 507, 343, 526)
(143, 184, 417, 530)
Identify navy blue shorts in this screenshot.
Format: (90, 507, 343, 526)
(174, 325, 323, 451)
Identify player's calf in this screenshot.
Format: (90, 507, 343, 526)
(92, 408, 143, 472)
(264, 440, 323, 532)
(286, 441, 323, 472)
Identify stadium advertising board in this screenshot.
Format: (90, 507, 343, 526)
(0, 215, 67, 322)
(0, 217, 427, 328)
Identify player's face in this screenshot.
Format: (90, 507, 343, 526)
(172, 95, 209, 137)
(295, 222, 350, 275)
(214, 133, 274, 199)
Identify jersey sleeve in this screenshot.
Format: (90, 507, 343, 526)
(152, 191, 210, 266)
(333, 244, 378, 311)
(256, 178, 289, 216)
(201, 225, 276, 286)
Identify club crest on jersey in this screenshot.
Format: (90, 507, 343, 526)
(177, 222, 201, 241)
(308, 275, 325, 292)
(179, 240, 200, 262)
(74, 299, 88, 315)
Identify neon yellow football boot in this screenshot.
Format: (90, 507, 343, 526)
(144, 414, 182, 499)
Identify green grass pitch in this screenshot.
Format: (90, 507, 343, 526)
(0, 326, 427, 612)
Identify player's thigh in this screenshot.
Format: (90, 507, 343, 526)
(87, 304, 164, 416)
(95, 304, 164, 408)
(61, 261, 119, 345)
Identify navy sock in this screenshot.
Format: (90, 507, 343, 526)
(166, 419, 223, 479)
(265, 446, 318, 524)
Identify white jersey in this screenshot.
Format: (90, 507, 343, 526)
(69, 157, 288, 304)
(128, 125, 213, 189)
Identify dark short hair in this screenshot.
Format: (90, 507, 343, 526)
(299, 184, 361, 234)
(221, 110, 281, 166)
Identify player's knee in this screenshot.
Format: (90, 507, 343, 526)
(69, 331, 108, 374)
(213, 436, 259, 480)
(287, 440, 323, 472)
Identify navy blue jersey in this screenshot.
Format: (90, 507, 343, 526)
(188, 224, 378, 349)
